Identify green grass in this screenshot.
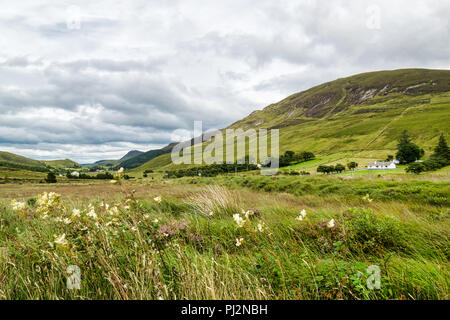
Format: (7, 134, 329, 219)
(0, 173, 448, 299)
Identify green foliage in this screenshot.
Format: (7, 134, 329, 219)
(167, 163, 259, 178)
(279, 150, 315, 167)
(347, 161, 358, 170)
(396, 130, 424, 164)
(406, 135, 449, 174)
(432, 134, 450, 161)
(406, 162, 427, 174)
(344, 208, 406, 253)
(45, 172, 57, 183)
(66, 172, 114, 180)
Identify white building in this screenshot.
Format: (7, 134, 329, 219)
(71, 171, 80, 177)
(367, 160, 397, 170)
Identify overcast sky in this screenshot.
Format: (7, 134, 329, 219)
(0, 0, 449, 163)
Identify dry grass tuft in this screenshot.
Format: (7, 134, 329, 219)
(185, 185, 239, 217)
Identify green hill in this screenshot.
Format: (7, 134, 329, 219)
(120, 143, 177, 169)
(0, 151, 49, 172)
(44, 159, 81, 169)
(131, 68, 450, 174)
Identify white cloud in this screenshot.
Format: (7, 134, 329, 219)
(0, 0, 449, 162)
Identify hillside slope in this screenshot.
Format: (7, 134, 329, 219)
(120, 143, 178, 169)
(44, 159, 81, 169)
(120, 150, 144, 161)
(132, 69, 450, 173)
(0, 151, 49, 172)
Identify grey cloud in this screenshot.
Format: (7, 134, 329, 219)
(0, 0, 448, 162)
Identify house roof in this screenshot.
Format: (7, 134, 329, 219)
(368, 161, 395, 166)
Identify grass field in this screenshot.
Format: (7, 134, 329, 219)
(0, 168, 448, 299)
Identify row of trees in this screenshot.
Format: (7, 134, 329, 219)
(317, 163, 345, 174)
(317, 162, 358, 174)
(66, 172, 115, 180)
(167, 163, 259, 178)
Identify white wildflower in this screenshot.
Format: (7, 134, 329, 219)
(154, 196, 162, 204)
(235, 237, 244, 247)
(233, 213, 246, 228)
(296, 209, 307, 221)
(54, 234, 68, 246)
(72, 209, 81, 217)
(327, 219, 335, 228)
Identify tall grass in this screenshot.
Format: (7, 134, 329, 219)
(0, 179, 448, 300)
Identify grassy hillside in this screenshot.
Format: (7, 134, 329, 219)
(44, 159, 81, 169)
(0, 151, 49, 172)
(131, 69, 450, 174)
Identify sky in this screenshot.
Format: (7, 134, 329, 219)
(0, 0, 449, 163)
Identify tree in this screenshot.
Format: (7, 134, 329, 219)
(317, 165, 329, 174)
(299, 151, 315, 161)
(395, 130, 424, 164)
(432, 134, 450, 161)
(45, 172, 57, 183)
(334, 163, 346, 173)
(347, 161, 358, 171)
(406, 162, 426, 174)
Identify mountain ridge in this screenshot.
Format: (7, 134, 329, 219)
(130, 68, 450, 173)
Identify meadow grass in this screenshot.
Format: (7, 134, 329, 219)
(0, 173, 448, 300)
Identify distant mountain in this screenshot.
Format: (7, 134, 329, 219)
(120, 150, 144, 161)
(119, 143, 178, 169)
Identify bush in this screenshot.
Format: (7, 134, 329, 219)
(344, 208, 406, 254)
(45, 172, 57, 183)
(406, 162, 426, 174)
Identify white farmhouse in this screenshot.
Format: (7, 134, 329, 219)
(367, 160, 397, 170)
(71, 171, 80, 177)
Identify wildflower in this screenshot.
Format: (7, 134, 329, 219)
(235, 237, 244, 247)
(327, 219, 335, 228)
(54, 234, 68, 246)
(11, 200, 26, 212)
(72, 209, 81, 217)
(154, 196, 162, 204)
(256, 222, 266, 233)
(86, 205, 98, 219)
(108, 206, 119, 216)
(63, 218, 72, 225)
(243, 209, 254, 219)
(362, 194, 373, 202)
(153, 218, 159, 223)
(233, 213, 246, 228)
(296, 209, 307, 221)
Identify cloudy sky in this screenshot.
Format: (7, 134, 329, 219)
(0, 0, 449, 163)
